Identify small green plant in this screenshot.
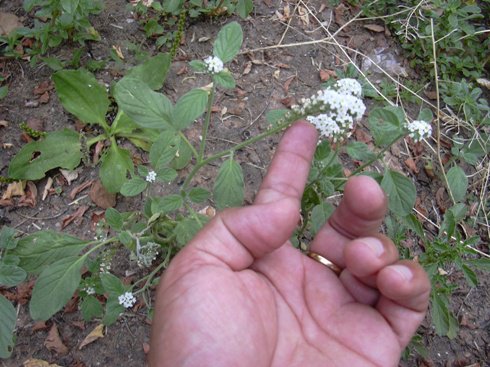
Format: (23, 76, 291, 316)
(0, 76, 7, 100)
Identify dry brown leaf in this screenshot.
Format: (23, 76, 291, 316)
(279, 96, 296, 108)
(0, 12, 22, 36)
(404, 157, 419, 173)
(79, 324, 105, 350)
(424, 89, 438, 100)
(61, 205, 88, 229)
(334, 3, 349, 26)
(42, 177, 53, 201)
(2, 181, 25, 200)
(319, 69, 335, 82)
(38, 91, 50, 104)
(18, 181, 37, 208)
(354, 128, 372, 143)
(363, 24, 385, 33)
(60, 169, 79, 185)
(0, 120, 8, 128)
(69, 180, 94, 200)
(44, 324, 68, 355)
(298, 6, 310, 26)
(26, 117, 44, 131)
(89, 180, 116, 209)
(283, 75, 295, 93)
(33, 80, 53, 95)
(32, 321, 48, 332)
(23, 359, 62, 367)
(243, 61, 252, 75)
(436, 187, 448, 213)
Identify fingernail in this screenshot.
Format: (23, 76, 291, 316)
(390, 265, 413, 281)
(362, 237, 384, 257)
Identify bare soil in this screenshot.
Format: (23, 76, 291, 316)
(1, 0, 488, 366)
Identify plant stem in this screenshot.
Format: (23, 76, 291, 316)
(179, 131, 199, 159)
(198, 87, 215, 161)
(86, 134, 107, 147)
(182, 117, 297, 190)
(133, 250, 171, 295)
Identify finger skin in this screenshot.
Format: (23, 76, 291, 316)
(311, 175, 387, 268)
(376, 260, 431, 348)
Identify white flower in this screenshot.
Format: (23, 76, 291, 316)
(130, 0, 153, 6)
(99, 261, 111, 273)
(118, 292, 137, 308)
(136, 241, 160, 268)
(204, 56, 224, 74)
(334, 78, 363, 98)
(146, 170, 157, 183)
(406, 120, 432, 142)
(85, 287, 96, 295)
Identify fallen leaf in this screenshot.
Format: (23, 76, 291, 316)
(283, 75, 295, 93)
(14, 279, 35, 305)
(279, 96, 296, 108)
(71, 320, 85, 330)
(60, 169, 79, 185)
(23, 359, 62, 367)
(363, 24, 385, 32)
(0, 12, 22, 36)
(89, 180, 116, 209)
(91, 210, 105, 230)
(93, 141, 105, 164)
(298, 6, 309, 26)
(354, 128, 372, 143)
(319, 69, 335, 82)
(26, 117, 44, 131)
(44, 324, 68, 355)
(2, 181, 25, 200)
(32, 321, 48, 332)
(33, 81, 53, 95)
(424, 89, 438, 100)
(63, 294, 79, 313)
(112, 45, 124, 59)
(435, 186, 448, 213)
(18, 181, 37, 208)
(42, 177, 53, 201)
(334, 3, 349, 26)
(61, 205, 89, 229)
(38, 91, 50, 104)
(176, 65, 187, 75)
(0, 120, 8, 127)
(79, 324, 105, 350)
(404, 157, 419, 173)
(69, 180, 94, 200)
(243, 61, 252, 75)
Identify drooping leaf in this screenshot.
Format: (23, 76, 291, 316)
(120, 177, 147, 197)
(30, 256, 85, 321)
(149, 131, 179, 167)
(0, 295, 16, 358)
(151, 194, 184, 214)
(172, 88, 209, 130)
(174, 215, 209, 246)
(381, 169, 416, 216)
(189, 60, 207, 72)
(172, 135, 193, 169)
(102, 296, 125, 326)
(466, 258, 490, 271)
(213, 21, 243, 63)
(13, 231, 88, 274)
(310, 203, 334, 235)
(8, 129, 82, 180)
(0, 264, 27, 287)
(53, 70, 109, 125)
(105, 208, 123, 230)
(213, 70, 235, 89)
(446, 165, 468, 202)
(99, 145, 133, 193)
(461, 264, 478, 287)
(100, 272, 126, 296)
(402, 214, 425, 239)
(213, 158, 244, 210)
(345, 141, 376, 162)
(114, 77, 174, 129)
(126, 53, 171, 90)
(0, 226, 17, 250)
(188, 188, 210, 203)
(431, 292, 458, 338)
(81, 296, 104, 322)
(368, 107, 404, 147)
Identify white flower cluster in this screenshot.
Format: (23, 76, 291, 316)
(146, 170, 157, 183)
(293, 78, 366, 141)
(137, 241, 160, 268)
(204, 56, 224, 74)
(99, 261, 111, 273)
(130, 0, 153, 7)
(118, 292, 137, 309)
(406, 120, 432, 142)
(84, 286, 96, 295)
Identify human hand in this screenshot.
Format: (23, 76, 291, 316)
(149, 121, 431, 367)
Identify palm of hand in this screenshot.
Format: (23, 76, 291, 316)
(150, 123, 430, 367)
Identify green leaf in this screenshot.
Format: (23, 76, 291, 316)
(431, 292, 458, 338)
(149, 131, 179, 167)
(213, 21, 243, 63)
(189, 60, 207, 72)
(213, 158, 244, 210)
(461, 264, 478, 287)
(80, 296, 104, 321)
(102, 296, 125, 326)
(99, 145, 133, 193)
(13, 231, 88, 274)
(465, 258, 490, 271)
(310, 203, 334, 235)
(345, 141, 376, 162)
(30, 256, 85, 320)
(53, 70, 109, 125)
(0, 86, 7, 100)
(114, 77, 174, 129)
(151, 194, 184, 214)
(105, 208, 123, 230)
(172, 135, 193, 170)
(446, 166, 468, 202)
(156, 167, 178, 183)
(61, 0, 79, 13)
(174, 216, 208, 246)
(8, 129, 82, 180)
(42, 56, 64, 71)
(126, 53, 171, 90)
(0, 227, 17, 250)
(213, 70, 235, 89)
(172, 88, 209, 130)
(417, 108, 433, 122)
(100, 273, 126, 296)
(236, 0, 253, 18)
(368, 107, 404, 147)
(381, 169, 416, 216)
(0, 264, 27, 287)
(266, 109, 289, 127)
(120, 177, 148, 197)
(188, 188, 210, 203)
(402, 214, 425, 239)
(0, 295, 16, 358)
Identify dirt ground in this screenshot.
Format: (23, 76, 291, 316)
(0, 0, 489, 366)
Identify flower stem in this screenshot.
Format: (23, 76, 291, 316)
(198, 87, 215, 161)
